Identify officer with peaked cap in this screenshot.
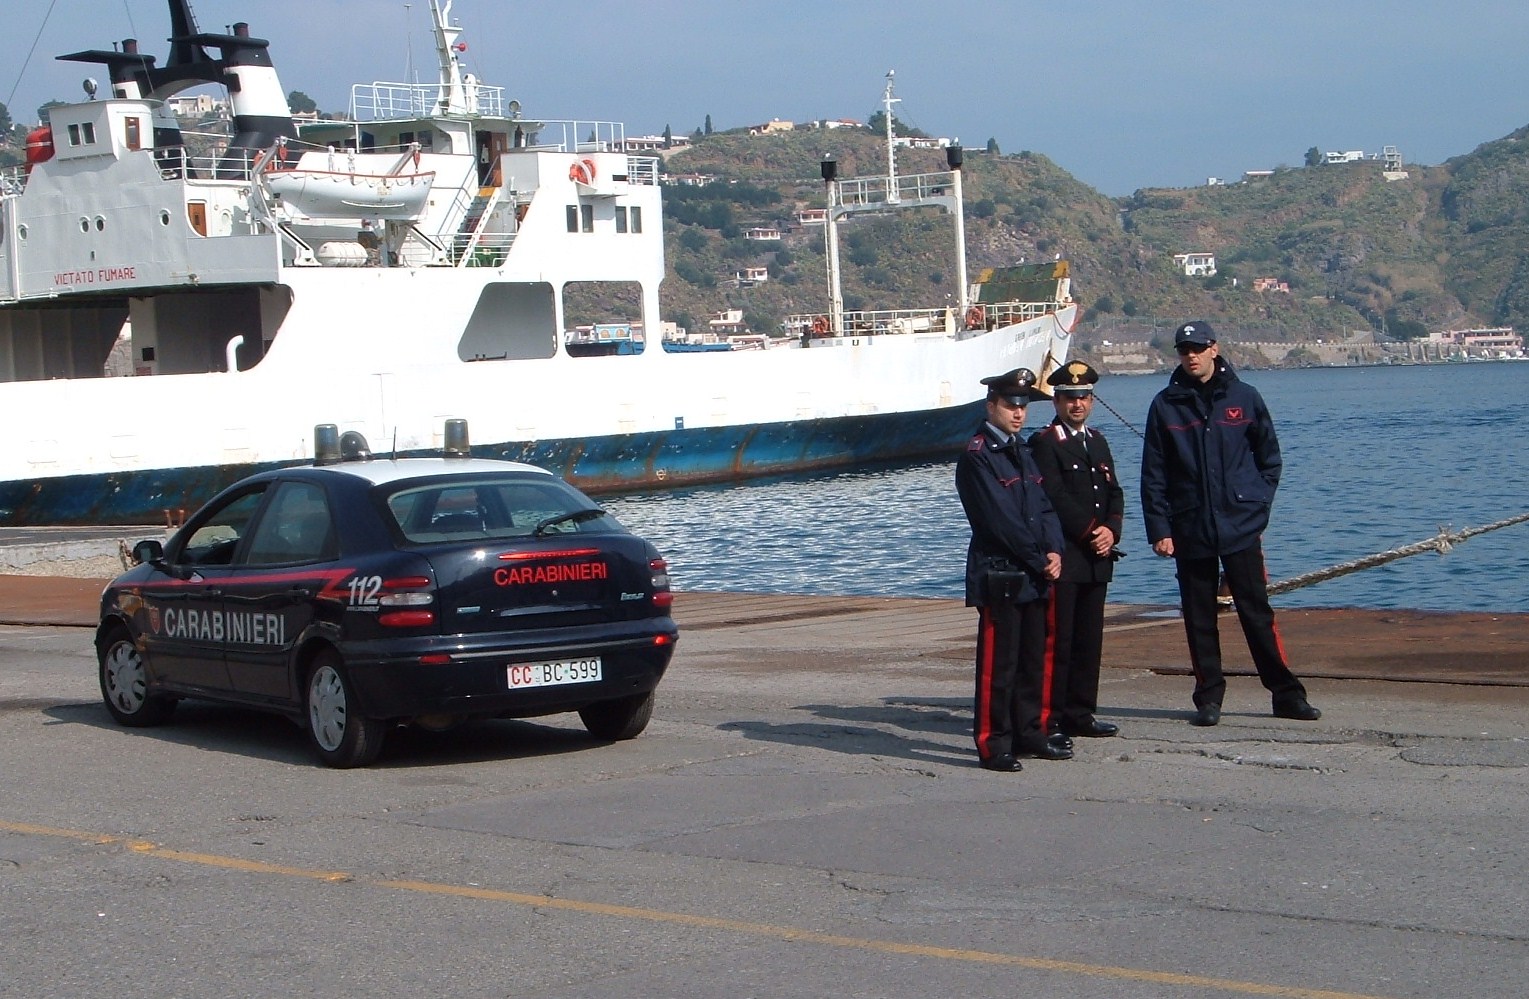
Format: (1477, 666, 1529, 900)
(1140, 322, 1321, 727)
(954, 367, 1071, 771)
(1029, 360, 1124, 741)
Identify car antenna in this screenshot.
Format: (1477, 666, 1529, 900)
(391, 428, 398, 461)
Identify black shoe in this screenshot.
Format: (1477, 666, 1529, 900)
(1065, 719, 1120, 738)
(1030, 735, 1075, 761)
(1191, 704, 1221, 727)
(1273, 699, 1321, 721)
(979, 753, 1022, 772)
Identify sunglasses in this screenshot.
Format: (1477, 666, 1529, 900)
(1175, 343, 1211, 355)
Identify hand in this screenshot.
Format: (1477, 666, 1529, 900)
(1153, 538, 1175, 558)
(1088, 526, 1113, 557)
(1044, 553, 1063, 580)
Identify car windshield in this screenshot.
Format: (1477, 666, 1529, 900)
(384, 475, 623, 543)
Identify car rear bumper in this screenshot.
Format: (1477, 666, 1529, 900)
(337, 624, 676, 720)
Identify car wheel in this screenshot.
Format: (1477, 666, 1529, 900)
(304, 651, 385, 768)
(98, 627, 175, 727)
(578, 690, 655, 741)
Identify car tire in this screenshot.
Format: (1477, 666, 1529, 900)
(304, 651, 385, 768)
(98, 626, 175, 727)
(578, 690, 655, 741)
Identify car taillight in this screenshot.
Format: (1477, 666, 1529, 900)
(650, 557, 673, 609)
(379, 579, 436, 627)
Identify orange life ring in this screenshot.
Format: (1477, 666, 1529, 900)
(966, 305, 986, 329)
(569, 157, 597, 184)
(811, 315, 829, 335)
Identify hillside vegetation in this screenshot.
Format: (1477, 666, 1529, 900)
(656, 123, 1529, 350)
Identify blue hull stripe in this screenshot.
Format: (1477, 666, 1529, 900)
(0, 403, 983, 526)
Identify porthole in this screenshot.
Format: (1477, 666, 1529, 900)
(79, 218, 90, 233)
(159, 210, 171, 226)
(95, 216, 106, 231)
(17, 225, 27, 240)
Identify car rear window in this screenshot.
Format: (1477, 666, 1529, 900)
(384, 476, 623, 543)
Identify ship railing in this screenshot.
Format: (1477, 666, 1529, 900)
(835, 169, 957, 209)
(784, 299, 1063, 338)
(519, 120, 628, 155)
(0, 166, 26, 198)
(625, 156, 660, 186)
(351, 81, 507, 120)
(448, 231, 515, 267)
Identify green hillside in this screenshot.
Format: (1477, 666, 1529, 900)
(655, 123, 1529, 351)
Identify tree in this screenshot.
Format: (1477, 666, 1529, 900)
(986, 137, 1000, 155)
(287, 90, 318, 115)
(662, 124, 673, 148)
(0, 102, 12, 136)
(704, 114, 713, 135)
(1304, 146, 1322, 168)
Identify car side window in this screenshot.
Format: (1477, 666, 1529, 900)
(242, 482, 337, 565)
(179, 488, 268, 566)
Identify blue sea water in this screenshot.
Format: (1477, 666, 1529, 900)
(603, 361, 1529, 613)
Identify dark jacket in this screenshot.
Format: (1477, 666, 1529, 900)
(1029, 420, 1124, 582)
(955, 424, 1064, 606)
(1140, 357, 1281, 559)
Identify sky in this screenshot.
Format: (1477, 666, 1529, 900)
(6, 0, 1529, 196)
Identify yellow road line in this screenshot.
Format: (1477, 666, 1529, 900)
(0, 819, 1395, 999)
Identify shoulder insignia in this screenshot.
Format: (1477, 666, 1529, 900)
(967, 435, 985, 452)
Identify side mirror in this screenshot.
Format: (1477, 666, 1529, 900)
(132, 539, 165, 565)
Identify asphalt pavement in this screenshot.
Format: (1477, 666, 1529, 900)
(2, 583, 1527, 997)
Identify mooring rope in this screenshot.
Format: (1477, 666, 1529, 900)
(1268, 512, 1529, 595)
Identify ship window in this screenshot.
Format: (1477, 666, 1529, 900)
(615, 207, 628, 233)
(95, 216, 105, 231)
(566, 205, 578, 232)
(159, 210, 171, 226)
(630, 206, 643, 233)
(125, 117, 142, 150)
(458, 281, 557, 361)
(581, 204, 593, 233)
(67, 124, 81, 146)
(79, 218, 90, 233)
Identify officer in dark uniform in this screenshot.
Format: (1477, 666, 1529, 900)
(954, 367, 1072, 772)
(1029, 360, 1124, 740)
(1141, 321, 1320, 726)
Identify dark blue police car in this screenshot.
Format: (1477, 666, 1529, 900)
(96, 422, 678, 767)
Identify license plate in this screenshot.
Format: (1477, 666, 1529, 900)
(506, 657, 602, 689)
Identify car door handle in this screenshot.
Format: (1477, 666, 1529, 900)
(286, 586, 317, 598)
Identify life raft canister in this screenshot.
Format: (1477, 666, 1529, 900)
(25, 126, 55, 173)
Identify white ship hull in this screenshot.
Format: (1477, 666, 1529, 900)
(0, 1, 1072, 524)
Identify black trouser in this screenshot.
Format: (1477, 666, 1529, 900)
(1175, 540, 1307, 709)
(1047, 579, 1108, 733)
(973, 596, 1050, 759)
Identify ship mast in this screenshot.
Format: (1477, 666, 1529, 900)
(429, 0, 470, 114)
(883, 70, 900, 204)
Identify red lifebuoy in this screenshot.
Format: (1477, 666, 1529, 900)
(966, 305, 986, 329)
(811, 315, 829, 335)
(569, 157, 597, 184)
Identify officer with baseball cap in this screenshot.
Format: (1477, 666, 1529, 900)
(1141, 322, 1321, 726)
(1029, 360, 1124, 741)
(955, 367, 1070, 771)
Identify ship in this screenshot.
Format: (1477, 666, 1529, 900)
(0, 2, 1075, 526)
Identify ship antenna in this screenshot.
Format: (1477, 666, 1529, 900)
(883, 69, 900, 203)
